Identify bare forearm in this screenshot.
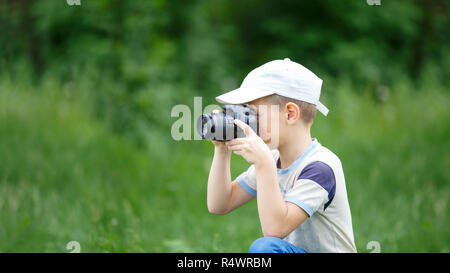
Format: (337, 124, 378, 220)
(222, 120, 305, 237)
(207, 146, 232, 213)
(255, 159, 288, 236)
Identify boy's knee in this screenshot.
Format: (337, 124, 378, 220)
(249, 237, 284, 253)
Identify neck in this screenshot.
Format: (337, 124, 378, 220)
(277, 125, 312, 169)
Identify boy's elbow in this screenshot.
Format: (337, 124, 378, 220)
(262, 226, 286, 239)
(207, 205, 229, 215)
(262, 231, 283, 239)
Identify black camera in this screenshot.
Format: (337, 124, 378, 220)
(196, 104, 258, 141)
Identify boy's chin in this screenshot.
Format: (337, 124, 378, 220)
(264, 138, 280, 150)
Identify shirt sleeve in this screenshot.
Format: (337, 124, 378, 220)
(284, 161, 336, 217)
(236, 164, 257, 197)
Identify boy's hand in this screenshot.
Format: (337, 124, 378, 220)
(226, 119, 273, 167)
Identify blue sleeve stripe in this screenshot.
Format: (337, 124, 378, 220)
(236, 176, 257, 197)
(284, 197, 314, 217)
(297, 161, 336, 211)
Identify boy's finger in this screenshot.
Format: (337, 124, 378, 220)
(226, 138, 246, 146)
(227, 144, 247, 151)
(234, 119, 254, 136)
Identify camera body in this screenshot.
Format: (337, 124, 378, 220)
(196, 104, 258, 141)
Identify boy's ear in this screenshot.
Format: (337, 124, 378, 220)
(285, 102, 300, 124)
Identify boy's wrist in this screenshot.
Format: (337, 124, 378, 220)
(254, 151, 275, 170)
(214, 144, 231, 155)
(254, 156, 277, 186)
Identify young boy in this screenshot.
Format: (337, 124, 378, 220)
(207, 58, 356, 253)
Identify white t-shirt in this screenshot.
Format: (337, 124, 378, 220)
(236, 138, 357, 253)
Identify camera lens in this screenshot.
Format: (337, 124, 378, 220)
(202, 115, 208, 126)
(196, 114, 211, 139)
(195, 104, 258, 141)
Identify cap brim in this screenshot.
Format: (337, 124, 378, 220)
(316, 101, 329, 116)
(216, 87, 275, 105)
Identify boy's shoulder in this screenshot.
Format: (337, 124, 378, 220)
(312, 142, 342, 164)
(267, 140, 341, 171)
(306, 142, 345, 181)
(288, 140, 344, 176)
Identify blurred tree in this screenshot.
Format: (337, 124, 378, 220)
(0, 0, 448, 145)
(1, 0, 448, 85)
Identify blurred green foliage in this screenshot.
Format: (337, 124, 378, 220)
(0, 0, 449, 252)
(1, 0, 449, 146)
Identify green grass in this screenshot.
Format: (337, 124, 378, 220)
(0, 78, 449, 252)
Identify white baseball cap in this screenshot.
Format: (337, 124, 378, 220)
(216, 58, 329, 116)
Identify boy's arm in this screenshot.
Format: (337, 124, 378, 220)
(255, 159, 308, 238)
(227, 120, 308, 238)
(207, 142, 254, 215)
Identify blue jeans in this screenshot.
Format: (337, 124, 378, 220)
(249, 237, 308, 253)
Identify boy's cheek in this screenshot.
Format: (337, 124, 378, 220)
(264, 136, 280, 150)
(259, 128, 280, 150)
(258, 125, 271, 141)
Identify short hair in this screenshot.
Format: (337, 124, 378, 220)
(263, 94, 317, 125)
